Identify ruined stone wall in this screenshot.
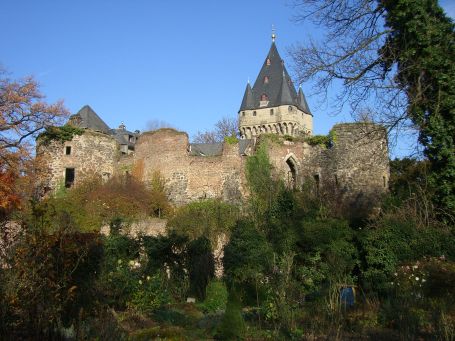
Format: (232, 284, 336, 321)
(37, 130, 118, 192)
(262, 123, 389, 215)
(133, 129, 246, 205)
(326, 123, 389, 209)
(37, 123, 389, 216)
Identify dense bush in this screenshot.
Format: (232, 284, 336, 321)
(0, 226, 102, 339)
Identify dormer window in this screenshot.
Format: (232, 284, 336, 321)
(260, 94, 269, 107)
(264, 76, 269, 84)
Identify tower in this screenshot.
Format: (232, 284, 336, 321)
(238, 33, 313, 139)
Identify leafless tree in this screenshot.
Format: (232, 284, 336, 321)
(289, 0, 415, 144)
(193, 116, 239, 143)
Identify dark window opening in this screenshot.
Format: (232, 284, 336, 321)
(335, 174, 338, 186)
(65, 168, 75, 188)
(314, 174, 320, 195)
(288, 106, 293, 112)
(253, 111, 257, 116)
(129, 135, 134, 143)
(383, 176, 387, 188)
(242, 111, 245, 116)
(270, 109, 274, 115)
(65, 146, 71, 155)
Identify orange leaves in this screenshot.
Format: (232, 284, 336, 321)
(0, 170, 20, 212)
(0, 69, 69, 163)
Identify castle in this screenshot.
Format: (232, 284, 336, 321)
(37, 36, 390, 212)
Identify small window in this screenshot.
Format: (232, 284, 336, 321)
(383, 176, 387, 188)
(65, 168, 75, 188)
(266, 58, 271, 66)
(253, 111, 257, 116)
(261, 94, 269, 101)
(65, 146, 71, 155)
(288, 106, 293, 112)
(264, 76, 269, 84)
(314, 174, 320, 188)
(270, 109, 274, 115)
(242, 111, 245, 116)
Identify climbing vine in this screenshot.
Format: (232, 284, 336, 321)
(38, 125, 84, 145)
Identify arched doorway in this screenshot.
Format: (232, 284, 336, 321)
(285, 155, 298, 189)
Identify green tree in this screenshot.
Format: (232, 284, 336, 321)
(187, 236, 215, 301)
(223, 220, 273, 288)
(291, 0, 455, 216)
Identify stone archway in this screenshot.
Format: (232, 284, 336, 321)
(284, 154, 299, 189)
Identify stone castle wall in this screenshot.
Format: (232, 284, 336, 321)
(37, 130, 119, 191)
(133, 129, 246, 205)
(38, 124, 389, 213)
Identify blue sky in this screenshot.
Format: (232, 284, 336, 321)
(2, 0, 454, 157)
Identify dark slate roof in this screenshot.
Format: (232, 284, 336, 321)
(189, 143, 223, 156)
(239, 42, 311, 115)
(298, 87, 311, 114)
(70, 105, 111, 133)
(109, 128, 138, 148)
(240, 83, 255, 110)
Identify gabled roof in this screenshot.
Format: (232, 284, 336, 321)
(69, 105, 111, 133)
(239, 42, 311, 114)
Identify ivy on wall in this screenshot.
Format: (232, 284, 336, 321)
(38, 125, 84, 145)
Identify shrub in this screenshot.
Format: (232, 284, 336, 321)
(187, 236, 215, 301)
(217, 288, 245, 340)
(0, 227, 102, 339)
(198, 280, 228, 313)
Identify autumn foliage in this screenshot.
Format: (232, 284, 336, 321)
(0, 68, 68, 214)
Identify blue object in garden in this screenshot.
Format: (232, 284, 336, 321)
(340, 287, 355, 307)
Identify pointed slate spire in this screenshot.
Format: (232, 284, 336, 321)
(278, 70, 295, 105)
(298, 87, 311, 114)
(239, 82, 255, 111)
(243, 41, 299, 109)
(69, 105, 110, 133)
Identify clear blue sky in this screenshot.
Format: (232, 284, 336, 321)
(2, 0, 454, 156)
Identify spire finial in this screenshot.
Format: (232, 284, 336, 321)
(271, 24, 276, 42)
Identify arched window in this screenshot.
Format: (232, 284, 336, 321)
(261, 94, 269, 101)
(266, 58, 271, 66)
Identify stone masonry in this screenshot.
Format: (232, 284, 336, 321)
(36, 36, 389, 212)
